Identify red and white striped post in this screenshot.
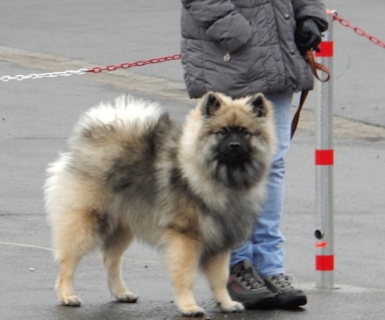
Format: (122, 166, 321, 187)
(314, 10, 335, 289)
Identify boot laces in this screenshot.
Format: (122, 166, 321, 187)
(270, 274, 293, 289)
(233, 261, 265, 289)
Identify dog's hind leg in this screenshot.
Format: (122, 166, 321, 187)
(201, 251, 244, 313)
(162, 229, 205, 317)
(101, 225, 138, 303)
(54, 209, 100, 307)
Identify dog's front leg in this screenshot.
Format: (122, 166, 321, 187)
(162, 229, 204, 317)
(201, 251, 244, 313)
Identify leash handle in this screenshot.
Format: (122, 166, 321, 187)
(305, 50, 331, 83)
(290, 50, 331, 139)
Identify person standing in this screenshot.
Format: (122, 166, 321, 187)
(180, 0, 328, 309)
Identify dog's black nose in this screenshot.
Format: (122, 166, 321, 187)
(228, 142, 241, 150)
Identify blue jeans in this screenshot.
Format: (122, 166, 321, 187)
(230, 93, 293, 277)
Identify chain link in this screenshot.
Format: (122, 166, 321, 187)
(0, 69, 88, 82)
(331, 12, 385, 49)
(85, 54, 182, 74)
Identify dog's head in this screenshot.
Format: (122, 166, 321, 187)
(183, 92, 276, 190)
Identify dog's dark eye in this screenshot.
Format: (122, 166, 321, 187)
(240, 128, 250, 136)
(218, 128, 228, 136)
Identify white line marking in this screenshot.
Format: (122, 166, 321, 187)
(0, 241, 53, 251)
(0, 241, 158, 264)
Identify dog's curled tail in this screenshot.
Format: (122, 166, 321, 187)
(56, 95, 168, 178)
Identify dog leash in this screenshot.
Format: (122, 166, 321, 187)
(290, 50, 331, 139)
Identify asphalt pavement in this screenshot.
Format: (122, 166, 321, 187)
(1, 1, 385, 320)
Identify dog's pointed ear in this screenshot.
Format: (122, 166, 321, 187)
(249, 94, 268, 117)
(200, 92, 222, 117)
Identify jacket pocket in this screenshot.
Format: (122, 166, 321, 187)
(206, 11, 252, 53)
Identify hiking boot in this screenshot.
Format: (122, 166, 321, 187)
(227, 260, 275, 309)
(263, 274, 307, 309)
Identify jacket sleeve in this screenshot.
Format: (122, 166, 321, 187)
(181, 0, 252, 53)
(292, 0, 328, 30)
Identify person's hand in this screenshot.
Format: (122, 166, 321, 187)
(295, 18, 324, 54)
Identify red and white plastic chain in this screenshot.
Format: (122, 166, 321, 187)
(330, 11, 385, 49)
(1, 12, 384, 83)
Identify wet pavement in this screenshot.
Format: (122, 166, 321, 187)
(1, 1, 385, 319)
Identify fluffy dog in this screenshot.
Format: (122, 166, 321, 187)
(45, 92, 276, 316)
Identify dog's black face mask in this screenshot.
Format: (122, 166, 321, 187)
(215, 127, 251, 164)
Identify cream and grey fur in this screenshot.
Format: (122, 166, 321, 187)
(45, 92, 276, 316)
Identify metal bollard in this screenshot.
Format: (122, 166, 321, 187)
(314, 10, 335, 289)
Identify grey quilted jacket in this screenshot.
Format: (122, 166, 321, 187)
(180, 0, 328, 99)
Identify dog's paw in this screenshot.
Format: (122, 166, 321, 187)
(219, 300, 244, 313)
(60, 295, 82, 307)
(115, 292, 139, 303)
(179, 304, 205, 317)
